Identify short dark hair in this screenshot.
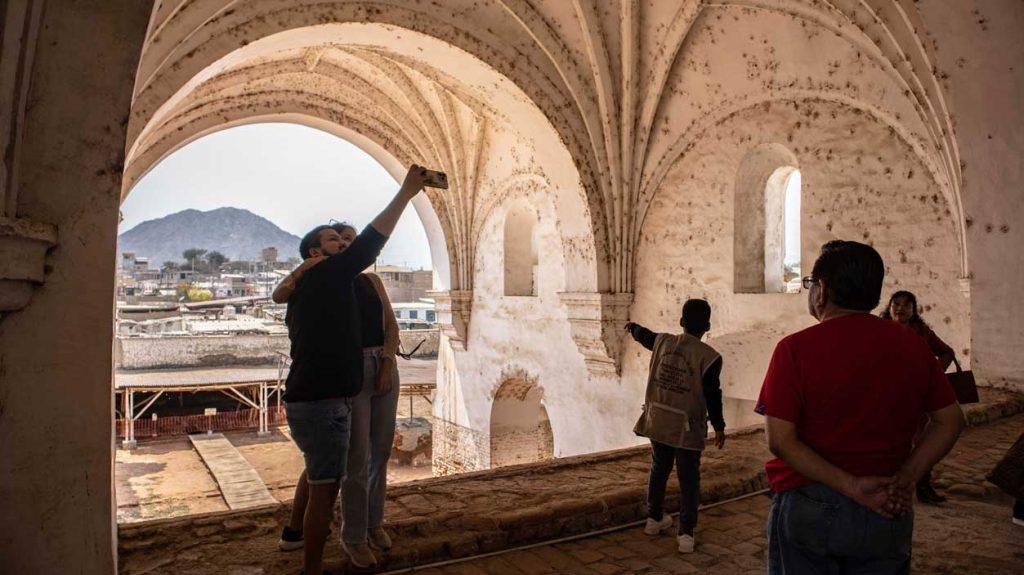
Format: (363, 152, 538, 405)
(298, 224, 333, 260)
(810, 240, 885, 311)
(682, 299, 712, 334)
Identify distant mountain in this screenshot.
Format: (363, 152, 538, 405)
(118, 207, 302, 266)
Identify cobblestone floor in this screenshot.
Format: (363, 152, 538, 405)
(404, 413, 1024, 575)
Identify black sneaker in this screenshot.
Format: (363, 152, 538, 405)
(279, 526, 304, 551)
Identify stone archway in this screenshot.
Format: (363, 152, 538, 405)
(489, 378, 553, 469)
(4, 2, 1024, 572)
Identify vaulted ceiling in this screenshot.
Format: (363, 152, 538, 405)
(128, 0, 964, 292)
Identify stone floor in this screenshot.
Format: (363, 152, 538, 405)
(117, 389, 1024, 574)
(413, 412, 1024, 575)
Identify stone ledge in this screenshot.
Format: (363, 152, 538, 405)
(117, 387, 1024, 574)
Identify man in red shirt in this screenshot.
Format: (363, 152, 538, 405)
(755, 240, 964, 574)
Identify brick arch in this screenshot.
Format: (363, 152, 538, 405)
(489, 377, 554, 469)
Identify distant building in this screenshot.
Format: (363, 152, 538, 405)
(392, 300, 436, 329)
(121, 252, 153, 275)
(375, 265, 433, 303)
(261, 246, 278, 263)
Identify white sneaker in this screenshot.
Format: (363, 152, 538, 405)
(1013, 517, 1024, 527)
(678, 533, 695, 554)
(643, 514, 673, 535)
(368, 526, 393, 551)
(343, 542, 378, 569)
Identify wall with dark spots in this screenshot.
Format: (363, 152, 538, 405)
(918, 0, 1024, 390)
(627, 100, 968, 414)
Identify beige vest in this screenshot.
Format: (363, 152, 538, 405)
(633, 333, 721, 450)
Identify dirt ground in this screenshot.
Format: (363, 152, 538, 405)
(116, 419, 435, 523)
(116, 360, 437, 523)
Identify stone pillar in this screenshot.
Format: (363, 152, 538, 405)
(0, 1, 152, 572)
(430, 289, 472, 351)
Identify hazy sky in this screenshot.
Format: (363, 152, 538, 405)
(120, 123, 433, 269)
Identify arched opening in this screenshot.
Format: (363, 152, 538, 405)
(503, 202, 539, 297)
(114, 122, 445, 520)
(783, 170, 802, 293)
(734, 144, 800, 294)
(763, 166, 801, 293)
(489, 379, 554, 468)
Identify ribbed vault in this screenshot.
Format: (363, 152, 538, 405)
(129, 0, 967, 296)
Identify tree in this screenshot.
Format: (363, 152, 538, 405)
(182, 248, 208, 270)
(205, 251, 229, 270)
(186, 288, 213, 302)
(175, 281, 193, 300)
(162, 261, 180, 271)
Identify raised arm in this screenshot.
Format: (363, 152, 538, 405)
(369, 165, 427, 237)
(319, 165, 429, 279)
(625, 322, 658, 351)
(272, 256, 326, 303)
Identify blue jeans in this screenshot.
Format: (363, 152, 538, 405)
(341, 348, 400, 544)
(285, 397, 352, 484)
(648, 441, 702, 534)
(768, 483, 913, 575)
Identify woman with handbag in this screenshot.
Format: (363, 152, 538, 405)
(881, 290, 956, 504)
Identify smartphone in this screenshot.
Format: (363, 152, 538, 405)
(422, 169, 449, 189)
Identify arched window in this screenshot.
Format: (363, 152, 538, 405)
(734, 144, 800, 293)
(504, 202, 538, 296)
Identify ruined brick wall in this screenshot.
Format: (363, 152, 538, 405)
(115, 329, 438, 369)
(432, 418, 490, 476)
(490, 415, 554, 468)
(115, 335, 289, 369)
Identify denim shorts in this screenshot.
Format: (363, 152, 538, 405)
(286, 397, 352, 484)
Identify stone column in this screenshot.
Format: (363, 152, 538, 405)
(0, 1, 152, 572)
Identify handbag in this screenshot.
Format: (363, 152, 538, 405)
(946, 358, 979, 404)
(987, 432, 1024, 500)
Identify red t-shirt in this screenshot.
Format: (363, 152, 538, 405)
(755, 314, 957, 493)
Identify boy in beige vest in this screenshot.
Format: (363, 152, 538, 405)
(626, 299, 725, 554)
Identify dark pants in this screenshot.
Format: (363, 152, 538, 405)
(1014, 499, 1024, 520)
(647, 440, 702, 534)
(768, 484, 913, 575)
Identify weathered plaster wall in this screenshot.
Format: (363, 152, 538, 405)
(433, 178, 610, 472)
(115, 335, 289, 369)
(918, 0, 1024, 390)
(0, 2, 152, 572)
(629, 101, 968, 416)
